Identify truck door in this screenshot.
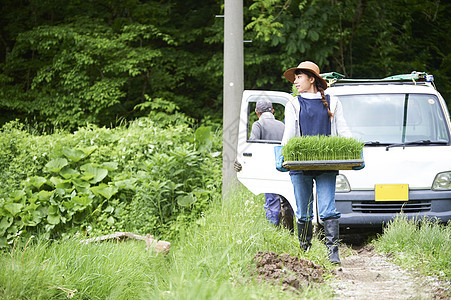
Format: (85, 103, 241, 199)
(236, 90, 297, 211)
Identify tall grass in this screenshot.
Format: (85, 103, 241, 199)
(373, 214, 451, 280)
(0, 236, 166, 299)
(165, 188, 335, 299)
(2, 189, 448, 299)
(0, 187, 335, 299)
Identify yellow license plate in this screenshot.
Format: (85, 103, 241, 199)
(375, 184, 409, 201)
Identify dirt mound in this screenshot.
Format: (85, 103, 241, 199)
(250, 251, 328, 291)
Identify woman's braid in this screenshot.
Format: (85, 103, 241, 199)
(317, 84, 333, 119)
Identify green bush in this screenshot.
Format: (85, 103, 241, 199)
(0, 117, 222, 248)
(0, 121, 63, 193)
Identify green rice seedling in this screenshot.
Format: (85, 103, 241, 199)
(282, 135, 364, 161)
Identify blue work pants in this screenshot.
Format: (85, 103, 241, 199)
(290, 171, 341, 222)
(264, 193, 281, 225)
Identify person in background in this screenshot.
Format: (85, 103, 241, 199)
(235, 101, 295, 232)
(281, 61, 351, 264)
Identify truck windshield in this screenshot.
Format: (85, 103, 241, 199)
(338, 93, 450, 144)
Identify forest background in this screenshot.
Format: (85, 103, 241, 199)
(0, 0, 450, 247)
(0, 4, 450, 296)
(1, 0, 450, 131)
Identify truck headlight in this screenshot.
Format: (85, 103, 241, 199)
(432, 171, 451, 191)
(336, 174, 351, 192)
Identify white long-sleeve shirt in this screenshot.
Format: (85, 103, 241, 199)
(281, 92, 352, 145)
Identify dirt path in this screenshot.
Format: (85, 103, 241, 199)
(330, 245, 450, 300)
(251, 244, 449, 299)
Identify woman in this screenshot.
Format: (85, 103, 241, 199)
(281, 61, 351, 264)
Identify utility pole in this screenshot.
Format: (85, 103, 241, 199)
(223, 0, 243, 199)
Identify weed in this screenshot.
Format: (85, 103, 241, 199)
(373, 214, 451, 280)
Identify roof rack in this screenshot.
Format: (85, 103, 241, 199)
(321, 72, 345, 80)
(320, 71, 435, 87)
(383, 71, 434, 82)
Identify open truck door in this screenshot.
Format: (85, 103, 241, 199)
(236, 90, 315, 221)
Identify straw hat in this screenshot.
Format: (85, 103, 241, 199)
(283, 61, 328, 90)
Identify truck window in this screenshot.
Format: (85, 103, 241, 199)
(246, 98, 286, 143)
(339, 93, 450, 143)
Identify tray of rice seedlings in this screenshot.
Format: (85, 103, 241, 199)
(282, 135, 365, 170)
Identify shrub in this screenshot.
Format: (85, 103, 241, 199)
(0, 121, 63, 194)
(0, 117, 222, 248)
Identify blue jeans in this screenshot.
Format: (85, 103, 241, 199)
(290, 171, 341, 222)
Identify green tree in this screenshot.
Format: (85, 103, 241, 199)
(0, 0, 449, 129)
(243, 0, 450, 106)
(0, 0, 224, 129)
(2, 19, 174, 127)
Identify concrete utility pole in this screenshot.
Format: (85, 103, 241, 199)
(223, 0, 243, 199)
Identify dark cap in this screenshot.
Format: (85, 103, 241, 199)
(256, 101, 273, 113)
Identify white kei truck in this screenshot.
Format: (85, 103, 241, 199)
(235, 72, 451, 227)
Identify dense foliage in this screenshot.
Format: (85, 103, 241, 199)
(1, 0, 449, 129)
(0, 0, 224, 129)
(0, 117, 222, 248)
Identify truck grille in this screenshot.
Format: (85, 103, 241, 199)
(352, 200, 431, 214)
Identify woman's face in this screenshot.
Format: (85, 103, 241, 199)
(294, 72, 316, 94)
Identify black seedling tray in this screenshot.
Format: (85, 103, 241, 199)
(283, 159, 364, 170)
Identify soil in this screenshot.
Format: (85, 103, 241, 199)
(331, 245, 450, 300)
(251, 251, 329, 291)
(250, 246, 450, 299)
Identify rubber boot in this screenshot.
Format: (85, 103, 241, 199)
(324, 218, 341, 264)
(280, 213, 294, 234)
(297, 220, 313, 252)
(279, 197, 294, 234)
